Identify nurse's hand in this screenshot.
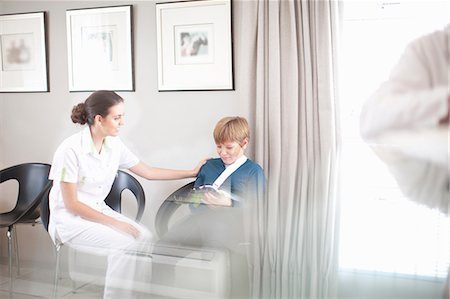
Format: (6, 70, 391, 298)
(111, 220, 140, 239)
(192, 157, 210, 176)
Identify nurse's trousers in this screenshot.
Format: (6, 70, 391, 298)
(63, 208, 152, 299)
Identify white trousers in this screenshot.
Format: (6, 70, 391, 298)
(63, 207, 152, 299)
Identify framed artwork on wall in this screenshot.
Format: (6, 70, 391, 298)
(156, 0, 234, 91)
(66, 5, 134, 92)
(0, 12, 49, 92)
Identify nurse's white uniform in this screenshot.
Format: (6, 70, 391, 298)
(48, 127, 151, 298)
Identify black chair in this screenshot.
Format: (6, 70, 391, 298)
(154, 181, 195, 238)
(0, 162, 51, 291)
(105, 170, 146, 222)
(40, 170, 146, 298)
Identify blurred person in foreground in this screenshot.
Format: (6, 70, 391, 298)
(360, 24, 449, 298)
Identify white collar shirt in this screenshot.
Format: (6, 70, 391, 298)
(48, 127, 139, 243)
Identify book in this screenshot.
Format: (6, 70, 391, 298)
(168, 185, 232, 206)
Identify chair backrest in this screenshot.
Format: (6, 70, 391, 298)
(0, 163, 51, 221)
(40, 170, 145, 232)
(154, 181, 195, 238)
(40, 183, 52, 232)
(104, 170, 146, 222)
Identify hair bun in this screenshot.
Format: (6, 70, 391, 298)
(71, 102, 88, 125)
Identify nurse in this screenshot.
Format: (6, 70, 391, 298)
(48, 90, 205, 298)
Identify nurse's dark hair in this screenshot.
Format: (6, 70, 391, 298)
(71, 90, 124, 126)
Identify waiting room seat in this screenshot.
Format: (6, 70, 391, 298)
(105, 170, 146, 221)
(154, 181, 194, 238)
(0, 162, 52, 291)
(153, 181, 236, 298)
(40, 170, 146, 298)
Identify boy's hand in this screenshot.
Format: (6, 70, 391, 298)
(202, 191, 232, 207)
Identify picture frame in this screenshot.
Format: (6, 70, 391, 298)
(66, 5, 134, 92)
(156, 0, 234, 91)
(0, 12, 49, 92)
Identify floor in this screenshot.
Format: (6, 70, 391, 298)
(2, 258, 446, 299)
(0, 262, 106, 299)
(0, 262, 174, 299)
(0, 237, 236, 299)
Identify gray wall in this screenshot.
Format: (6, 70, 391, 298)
(0, 0, 250, 265)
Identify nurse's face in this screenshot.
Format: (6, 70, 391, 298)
(98, 102, 125, 137)
(216, 138, 248, 165)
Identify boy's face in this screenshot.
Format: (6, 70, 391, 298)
(216, 138, 248, 165)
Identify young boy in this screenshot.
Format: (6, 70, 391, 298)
(193, 116, 266, 206)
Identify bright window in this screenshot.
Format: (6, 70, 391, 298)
(339, 0, 450, 279)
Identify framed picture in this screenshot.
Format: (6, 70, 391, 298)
(0, 12, 48, 92)
(156, 0, 234, 91)
(66, 5, 133, 92)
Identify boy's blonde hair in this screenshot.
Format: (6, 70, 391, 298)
(213, 116, 249, 145)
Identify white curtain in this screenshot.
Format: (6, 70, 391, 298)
(236, 0, 341, 298)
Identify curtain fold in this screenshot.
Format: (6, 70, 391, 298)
(237, 1, 341, 298)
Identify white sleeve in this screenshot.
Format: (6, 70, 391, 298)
(381, 151, 449, 215)
(360, 37, 449, 140)
(117, 138, 140, 169)
(49, 146, 79, 183)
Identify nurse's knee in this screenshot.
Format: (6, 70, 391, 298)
(135, 224, 152, 241)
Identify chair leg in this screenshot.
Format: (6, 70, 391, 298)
(68, 247, 78, 292)
(12, 225, 20, 276)
(53, 244, 61, 299)
(7, 227, 12, 293)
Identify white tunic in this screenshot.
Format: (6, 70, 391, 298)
(48, 127, 140, 244)
(360, 25, 449, 139)
(359, 25, 450, 215)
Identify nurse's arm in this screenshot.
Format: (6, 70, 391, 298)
(59, 182, 140, 238)
(129, 159, 207, 180)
